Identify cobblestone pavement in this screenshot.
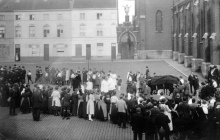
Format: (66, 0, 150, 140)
(0, 60, 204, 140)
(0, 107, 133, 140)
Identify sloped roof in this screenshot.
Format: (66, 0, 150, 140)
(0, 0, 71, 12)
(73, 0, 117, 9)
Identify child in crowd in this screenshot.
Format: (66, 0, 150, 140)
(27, 70, 33, 84)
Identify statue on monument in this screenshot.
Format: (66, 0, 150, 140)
(123, 5, 130, 15)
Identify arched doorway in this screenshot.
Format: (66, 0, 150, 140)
(119, 31, 136, 59)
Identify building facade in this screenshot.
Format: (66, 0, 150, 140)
(135, 0, 173, 59)
(0, 0, 117, 61)
(172, 0, 220, 77)
(72, 0, 117, 57)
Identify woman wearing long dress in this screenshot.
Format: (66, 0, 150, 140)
(86, 90, 95, 121)
(110, 91, 118, 124)
(20, 87, 31, 114)
(51, 86, 61, 116)
(77, 90, 84, 118)
(159, 98, 173, 131)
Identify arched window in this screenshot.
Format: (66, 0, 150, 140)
(156, 10, 163, 32)
(80, 23, 86, 36)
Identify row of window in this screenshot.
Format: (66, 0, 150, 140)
(0, 12, 116, 21)
(0, 24, 116, 38)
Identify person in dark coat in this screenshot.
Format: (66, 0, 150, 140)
(42, 86, 48, 114)
(131, 107, 144, 140)
(83, 90, 88, 119)
(82, 68, 87, 85)
(104, 94, 111, 120)
(60, 87, 67, 117)
(156, 108, 170, 140)
(144, 110, 157, 140)
(72, 89, 78, 116)
(62, 88, 72, 120)
(32, 86, 43, 121)
(188, 72, 195, 94)
(9, 84, 17, 116)
(127, 94, 138, 123)
(20, 85, 31, 114)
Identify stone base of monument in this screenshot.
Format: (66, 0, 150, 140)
(202, 62, 211, 78)
(184, 56, 193, 67)
(192, 58, 203, 72)
(173, 51, 178, 61)
(178, 53, 185, 64)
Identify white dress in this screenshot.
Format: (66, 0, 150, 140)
(66, 69, 70, 81)
(87, 94, 95, 115)
(51, 90, 61, 107)
(86, 82, 93, 90)
(159, 103, 173, 131)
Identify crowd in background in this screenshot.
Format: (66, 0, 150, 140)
(0, 64, 220, 140)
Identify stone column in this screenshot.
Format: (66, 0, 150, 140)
(212, 0, 220, 65)
(173, 34, 178, 61)
(191, 1, 203, 72)
(192, 33, 203, 72)
(184, 33, 192, 67)
(178, 33, 184, 64)
(201, 33, 210, 78)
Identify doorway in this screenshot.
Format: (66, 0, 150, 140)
(44, 44, 49, 61)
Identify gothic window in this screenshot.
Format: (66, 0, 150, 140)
(156, 10, 163, 32)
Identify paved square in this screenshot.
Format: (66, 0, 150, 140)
(0, 60, 188, 140)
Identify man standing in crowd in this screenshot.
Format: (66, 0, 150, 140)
(188, 72, 195, 94)
(32, 85, 42, 121)
(117, 93, 127, 129)
(131, 107, 144, 140)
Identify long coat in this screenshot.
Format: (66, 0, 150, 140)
(87, 94, 95, 115)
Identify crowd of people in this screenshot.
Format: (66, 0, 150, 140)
(0, 64, 220, 140)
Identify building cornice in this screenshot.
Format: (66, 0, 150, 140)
(171, 0, 191, 11)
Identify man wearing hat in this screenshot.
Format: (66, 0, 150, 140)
(32, 85, 43, 121)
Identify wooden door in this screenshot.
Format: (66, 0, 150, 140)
(44, 44, 49, 61)
(15, 44, 20, 61)
(111, 43, 116, 60)
(86, 44, 91, 60)
(75, 44, 82, 57)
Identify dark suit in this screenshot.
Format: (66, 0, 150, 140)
(32, 89, 42, 121)
(150, 107, 160, 122)
(72, 92, 78, 116)
(131, 112, 144, 140)
(156, 113, 170, 140)
(127, 98, 138, 122)
(188, 75, 195, 93)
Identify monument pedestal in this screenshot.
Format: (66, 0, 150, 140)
(202, 62, 211, 78)
(184, 56, 193, 67)
(173, 51, 178, 61)
(192, 58, 203, 72)
(178, 53, 185, 64)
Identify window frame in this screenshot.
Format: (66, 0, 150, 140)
(30, 14, 35, 20)
(29, 25, 36, 38)
(15, 25, 21, 38)
(97, 23, 103, 36)
(57, 25, 63, 37)
(97, 13, 103, 20)
(79, 23, 86, 37)
(0, 26, 5, 38)
(15, 14, 21, 20)
(156, 10, 163, 33)
(43, 25, 50, 37)
(80, 13, 85, 20)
